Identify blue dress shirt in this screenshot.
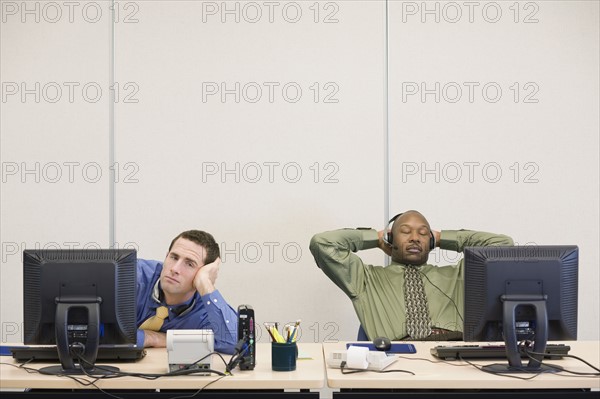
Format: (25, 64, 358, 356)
(136, 259, 238, 354)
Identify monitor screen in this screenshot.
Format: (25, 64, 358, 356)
(23, 248, 137, 374)
(464, 245, 578, 373)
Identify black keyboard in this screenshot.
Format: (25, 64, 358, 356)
(430, 344, 571, 360)
(10, 345, 146, 362)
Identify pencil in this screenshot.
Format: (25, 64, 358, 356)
(264, 323, 276, 342)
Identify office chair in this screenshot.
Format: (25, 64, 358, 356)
(357, 325, 369, 341)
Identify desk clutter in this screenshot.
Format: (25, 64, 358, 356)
(2, 341, 599, 397)
(327, 345, 397, 371)
(166, 329, 214, 374)
(264, 320, 301, 371)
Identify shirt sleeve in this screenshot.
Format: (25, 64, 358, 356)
(200, 290, 238, 354)
(439, 229, 514, 252)
(135, 259, 160, 348)
(136, 329, 145, 347)
(309, 228, 379, 299)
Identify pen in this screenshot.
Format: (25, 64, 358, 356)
(264, 323, 276, 342)
(288, 320, 301, 343)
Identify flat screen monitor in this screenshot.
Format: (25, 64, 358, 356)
(464, 245, 578, 373)
(23, 248, 137, 374)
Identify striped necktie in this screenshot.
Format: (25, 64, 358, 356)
(139, 306, 169, 331)
(404, 266, 432, 339)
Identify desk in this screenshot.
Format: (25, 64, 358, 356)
(323, 341, 600, 398)
(0, 343, 324, 398)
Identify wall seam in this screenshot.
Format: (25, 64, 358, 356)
(384, 0, 390, 266)
(109, 0, 116, 247)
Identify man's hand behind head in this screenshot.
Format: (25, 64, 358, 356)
(377, 230, 393, 257)
(194, 256, 221, 296)
(433, 230, 441, 247)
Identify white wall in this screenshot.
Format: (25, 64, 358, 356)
(387, 0, 599, 340)
(1, 0, 598, 346)
(112, 0, 386, 343)
(1, 0, 111, 341)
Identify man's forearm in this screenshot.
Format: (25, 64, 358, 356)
(143, 330, 166, 348)
(202, 291, 239, 354)
(309, 229, 378, 299)
(439, 230, 514, 252)
(310, 229, 379, 264)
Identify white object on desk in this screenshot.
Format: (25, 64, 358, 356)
(166, 329, 214, 374)
(327, 346, 397, 371)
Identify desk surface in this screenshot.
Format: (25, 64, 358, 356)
(2, 342, 598, 391)
(0, 343, 325, 390)
(323, 341, 600, 390)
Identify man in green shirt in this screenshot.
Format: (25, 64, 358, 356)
(309, 210, 514, 341)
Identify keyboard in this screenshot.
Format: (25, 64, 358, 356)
(10, 345, 146, 362)
(430, 344, 571, 360)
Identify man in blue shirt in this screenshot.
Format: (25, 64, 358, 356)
(136, 230, 238, 354)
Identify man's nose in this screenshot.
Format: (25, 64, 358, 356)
(171, 260, 183, 274)
(408, 231, 420, 242)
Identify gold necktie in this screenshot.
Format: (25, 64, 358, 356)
(139, 306, 169, 331)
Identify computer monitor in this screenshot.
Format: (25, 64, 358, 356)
(464, 245, 578, 373)
(23, 248, 137, 374)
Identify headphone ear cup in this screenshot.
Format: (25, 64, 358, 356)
(384, 213, 402, 247)
(383, 224, 393, 246)
(429, 231, 435, 250)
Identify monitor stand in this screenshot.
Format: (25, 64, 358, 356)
(482, 294, 562, 374)
(39, 296, 120, 375)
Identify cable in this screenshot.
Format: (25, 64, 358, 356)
(455, 340, 599, 380)
(76, 365, 126, 399)
(1, 361, 104, 388)
(73, 352, 227, 379)
(395, 355, 471, 367)
(167, 374, 228, 399)
(74, 356, 229, 399)
(516, 339, 600, 376)
(523, 347, 600, 376)
(184, 351, 229, 371)
(225, 337, 250, 373)
(418, 268, 464, 323)
(458, 355, 547, 381)
(6, 345, 232, 380)
(23, 346, 227, 383)
(339, 361, 415, 375)
(3, 350, 231, 399)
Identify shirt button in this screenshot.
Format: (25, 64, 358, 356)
(213, 298, 218, 303)
(206, 301, 211, 305)
(226, 320, 229, 324)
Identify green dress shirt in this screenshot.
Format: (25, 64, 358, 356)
(309, 229, 514, 340)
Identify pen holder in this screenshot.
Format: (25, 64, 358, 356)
(271, 342, 297, 371)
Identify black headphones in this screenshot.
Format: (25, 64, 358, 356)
(153, 280, 196, 317)
(383, 212, 435, 250)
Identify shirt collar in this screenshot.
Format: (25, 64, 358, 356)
(151, 279, 197, 317)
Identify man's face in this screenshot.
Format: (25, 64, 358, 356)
(160, 238, 206, 301)
(390, 212, 432, 265)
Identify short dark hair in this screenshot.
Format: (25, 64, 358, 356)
(168, 230, 220, 265)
